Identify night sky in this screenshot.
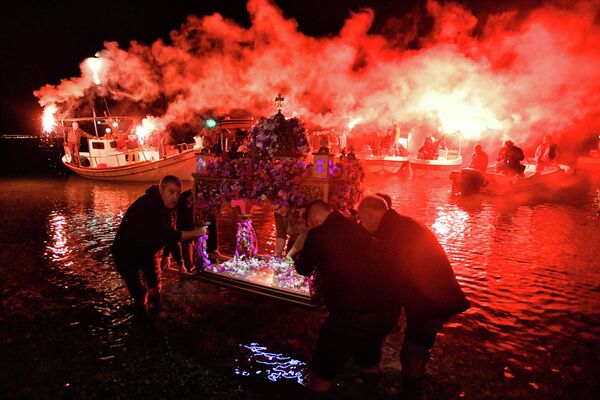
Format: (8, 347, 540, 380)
(0, 0, 544, 133)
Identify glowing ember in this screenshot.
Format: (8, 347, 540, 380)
(41, 104, 57, 133)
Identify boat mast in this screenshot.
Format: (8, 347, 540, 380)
(91, 107, 99, 137)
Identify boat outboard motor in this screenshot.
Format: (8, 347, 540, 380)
(457, 168, 486, 194)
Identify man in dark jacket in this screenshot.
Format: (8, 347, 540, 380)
(357, 195, 470, 392)
(294, 200, 400, 393)
(112, 175, 206, 313)
(496, 140, 525, 175)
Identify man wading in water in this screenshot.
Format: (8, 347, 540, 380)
(111, 175, 206, 315)
(357, 195, 470, 396)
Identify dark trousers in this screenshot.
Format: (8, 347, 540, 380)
(114, 255, 160, 300)
(312, 311, 398, 381)
(162, 242, 182, 264)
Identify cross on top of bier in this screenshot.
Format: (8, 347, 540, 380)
(275, 93, 285, 111)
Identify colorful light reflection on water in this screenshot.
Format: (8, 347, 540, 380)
(1, 173, 598, 398)
(235, 342, 307, 385)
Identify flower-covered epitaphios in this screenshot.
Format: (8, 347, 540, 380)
(246, 112, 311, 159)
(195, 157, 364, 217)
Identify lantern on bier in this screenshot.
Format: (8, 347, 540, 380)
(312, 147, 333, 178)
(195, 152, 216, 174)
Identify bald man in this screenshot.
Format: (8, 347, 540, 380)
(357, 195, 470, 394)
(294, 200, 399, 393)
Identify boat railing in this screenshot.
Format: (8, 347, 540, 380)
(84, 149, 151, 168)
(173, 142, 195, 153)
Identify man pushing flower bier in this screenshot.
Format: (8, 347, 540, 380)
(293, 200, 400, 394)
(357, 195, 470, 395)
(111, 175, 207, 315)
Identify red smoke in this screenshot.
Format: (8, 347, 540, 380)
(34, 0, 600, 156)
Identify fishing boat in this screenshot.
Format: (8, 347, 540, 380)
(358, 129, 411, 175)
(59, 116, 253, 181)
(362, 154, 410, 175)
(450, 162, 574, 196)
(410, 132, 464, 177)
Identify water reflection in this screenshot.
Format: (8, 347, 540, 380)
(2, 172, 597, 398)
(431, 207, 469, 240)
(43, 178, 149, 322)
(46, 212, 69, 263)
(235, 342, 307, 385)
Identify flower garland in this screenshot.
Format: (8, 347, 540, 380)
(195, 158, 365, 216)
(329, 161, 366, 211)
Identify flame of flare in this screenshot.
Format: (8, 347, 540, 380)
(416, 91, 503, 140)
(135, 117, 160, 143)
(42, 105, 57, 133)
(348, 118, 361, 130)
(85, 56, 103, 85)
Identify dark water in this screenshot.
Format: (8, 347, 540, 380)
(1, 151, 599, 398)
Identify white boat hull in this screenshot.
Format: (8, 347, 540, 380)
(362, 156, 410, 175)
(410, 156, 463, 177)
(62, 150, 197, 181)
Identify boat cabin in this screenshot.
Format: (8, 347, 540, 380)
(86, 137, 161, 168)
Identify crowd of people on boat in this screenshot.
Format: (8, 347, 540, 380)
(464, 134, 559, 177)
(111, 174, 470, 397)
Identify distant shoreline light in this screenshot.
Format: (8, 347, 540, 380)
(0, 134, 43, 139)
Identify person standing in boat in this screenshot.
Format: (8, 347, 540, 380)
(469, 144, 489, 173)
(157, 131, 168, 159)
(534, 135, 558, 173)
(126, 132, 141, 163)
(356, 195, 470, 396)
(66, 121, 93, 166)
(111, 175, 207, 315)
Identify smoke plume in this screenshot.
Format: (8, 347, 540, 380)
(34, 0, 600, 154)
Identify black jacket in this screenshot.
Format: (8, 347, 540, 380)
(176, 189, 195, 231)
(375, 209, 470, 320)
(112, 185, 182, 264)
(295, 211, 397, 314)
